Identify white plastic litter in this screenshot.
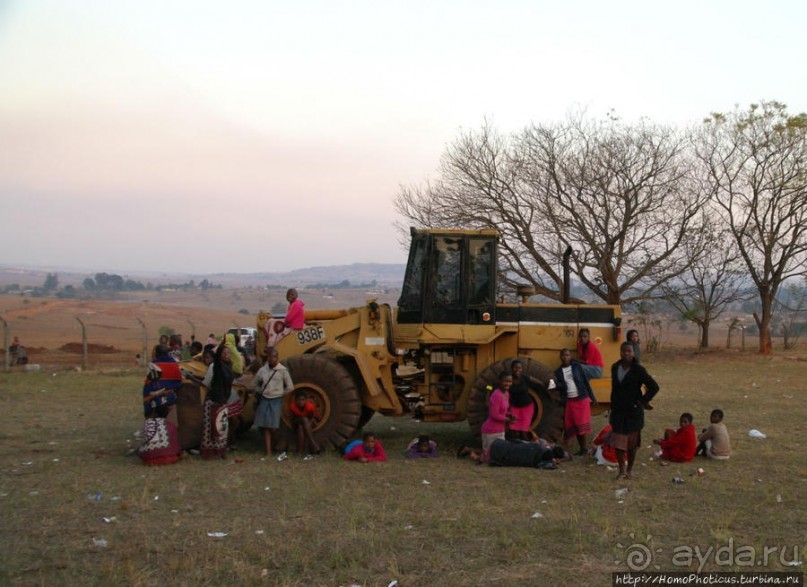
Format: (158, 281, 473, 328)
(171, 510, 179, 514)
(421, 480, 431, 485)
(153, 495, 159, 501)
(530, 512, 544, 519)
(776, 495, 783, 503)
(403, 525, 414, 530)
(748, 429, 767, 439)
(615, 488, 628, 497)
(255, 530, 264, 535)
(264, 486, 271, 491)
(207, 532, 228, 538)
(388, 581, 399, 587)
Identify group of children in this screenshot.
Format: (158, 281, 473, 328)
(652, 409, 732, 463)
(341, 433, 439, 463)
(588, 409, 732, 466)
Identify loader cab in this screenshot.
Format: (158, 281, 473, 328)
(397, 228, 498, 325)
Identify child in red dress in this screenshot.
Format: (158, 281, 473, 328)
(653, 413, 697, 463)
(289, 389, 321, 459)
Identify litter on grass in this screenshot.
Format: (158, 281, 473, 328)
(530, 512, 544, 519)
(207, 532, 228, 538)
(749, 429, 767, 439)
(615, 488, 628, 497)
(102, 517, 117, 523)
(421, 480, 431, 485)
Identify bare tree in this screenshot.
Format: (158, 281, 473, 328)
(661, 223, 752, 348)
(395, 114, 706, 304)
(695, 101, 807, 354)
(519, 114, 706, 304)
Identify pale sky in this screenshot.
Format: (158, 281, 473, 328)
(1, 0, 805, 274)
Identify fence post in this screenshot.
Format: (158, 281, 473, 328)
(1, 316, 8, 373)
(75, 316, 88, 370)
(135, 317, 148, 367)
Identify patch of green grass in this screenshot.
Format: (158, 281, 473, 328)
(0, 353, 805, 585)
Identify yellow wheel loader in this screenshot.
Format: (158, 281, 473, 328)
(176, 228, 623, 450)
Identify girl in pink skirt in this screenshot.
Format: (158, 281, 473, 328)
(507, 360, 534, 441)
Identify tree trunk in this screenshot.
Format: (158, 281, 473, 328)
(700, 319, 710, 349)
(753, 290, 773, 354)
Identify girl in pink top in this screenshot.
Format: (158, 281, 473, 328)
(284, 288, 305, 330)
(480, 372, 515, 450)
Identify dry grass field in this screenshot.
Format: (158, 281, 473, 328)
(0, 293, 805, 585)
(1, 351, 805, 586)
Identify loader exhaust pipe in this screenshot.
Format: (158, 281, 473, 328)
(562, 246, 573, 304)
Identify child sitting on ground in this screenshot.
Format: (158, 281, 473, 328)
(344, 432, 387, 463)
(289, 389, 321, 459)
(405, 435, 438, 458)
(696, 409, 732, 460)
(653, 412, 697, 463)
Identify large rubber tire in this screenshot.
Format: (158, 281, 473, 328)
(357, 405, 376, 429)
(467, 358, 564, 443)
(283, 354, 362, 450)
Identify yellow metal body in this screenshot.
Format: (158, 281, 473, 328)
(255, 301, 622, 424)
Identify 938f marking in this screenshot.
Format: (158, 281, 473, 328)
(297, 325, 326, 345)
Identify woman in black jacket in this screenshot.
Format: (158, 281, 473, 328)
(610, 342, 659, 479)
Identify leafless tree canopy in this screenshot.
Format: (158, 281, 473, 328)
(695, 101, 807, 353)
(395, 115, 702, 304)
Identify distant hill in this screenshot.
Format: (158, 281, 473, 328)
(0, 263, 407, 289)
(208, 263, 406, 287)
